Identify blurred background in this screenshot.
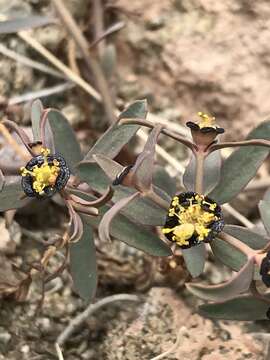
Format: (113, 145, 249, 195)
(0, 0, 270, 359)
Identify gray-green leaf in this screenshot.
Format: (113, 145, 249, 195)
(199, 294, 270, 320)
(186, 257, 254, 301)
(47, 109, 82, 172)
(78, 159, 167, 226)
(70, 218, 97, 302)
(183, 151, 221, 194)
(0, 182, 30, 211)
(209, 121, 270, 204)
(85, 208, 171, 257)
(84, 100, 147, 161)
(153, 166, 176, 197)
(224, 225, 269, 249)
(182, 243, 206, 277)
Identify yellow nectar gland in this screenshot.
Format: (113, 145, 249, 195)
(162, 194, 217, 247)
(197, 112, 216, 129)
(20, 148, 60, 195)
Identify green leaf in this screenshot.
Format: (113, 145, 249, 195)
(77, 160, 167, 226)
(182, 243, 206, 277)
(153, 166, 176, 197)
(0, 182, 29, 211)
(0, 15, 55, 34)
(211, 237, 261, 280)
(118, 100, 148, 120)
(186, 257, 254, 301)
(224, 225, 269, 249)
(70, 218, 97, 302)
(209, 121, 270, 204)
(211, 238, 246, 271)
(183, 151, 221, 194)
(84, 100, 147, 161)
(31, 99, 43, 142)
(47, 109, 82, 172)
(259, 200, 270, 235)
(85, 207, 171, 257)
(199, 294, 270, 320)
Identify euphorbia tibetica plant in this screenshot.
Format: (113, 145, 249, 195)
(1, 99, 270, 321)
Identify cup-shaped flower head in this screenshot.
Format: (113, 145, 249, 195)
(186, 112, 224, 148)
(20, 144, 70, 198)
(162, 192, 224, 249)
(260, 251, 270, 287)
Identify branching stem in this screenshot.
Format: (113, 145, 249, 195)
(209, 139, 270, 153)
(146, 190, 170, 210)
(120, 118, 195, 151)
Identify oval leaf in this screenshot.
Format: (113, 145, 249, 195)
(0, 182, 30, 211)
(209, 121, 270, 204)
(182, 243, 206, 277)
(153, 166, 176, 197)
(84, 100, 147, 161)
(85, 210, 171, 257)
(70, 218, 97, 302)
(211, 238, 246, 271)
(186, 257, 254, 302)
(47, 109, 82, 172)
(78, 160, 167, 226)
(259, 200, 270, 236)
(224, 225, 269, 249)
(199, 294, 270, 320)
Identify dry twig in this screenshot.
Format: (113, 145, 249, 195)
(52, 0, 115, 123)
(56, 293, 140, 346)
(150, 326, 187, 360)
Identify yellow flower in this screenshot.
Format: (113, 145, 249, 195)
(162, 192, 224, 249)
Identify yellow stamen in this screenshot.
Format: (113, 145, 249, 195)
(20, 147, 60, 195)
(197, 112, 216, 129)
(164, 194, 218, 245)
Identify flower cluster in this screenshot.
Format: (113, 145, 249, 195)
(21, 145, 70, 198)
(162, 192, 224, 249)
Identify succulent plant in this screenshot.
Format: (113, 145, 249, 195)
(0, 98, 270, 322)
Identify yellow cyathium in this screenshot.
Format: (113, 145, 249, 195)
(162, 194, 217, 247)
(197, 112, 216, 129)
(20, 148, 60, 195)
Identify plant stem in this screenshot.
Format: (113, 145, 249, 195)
(120, 118, 195, 151)
(219, 231, 255, 257)
(146, 190, 170, 210)
(209, 139, 270, 152)
(195, 151, 205, 194)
